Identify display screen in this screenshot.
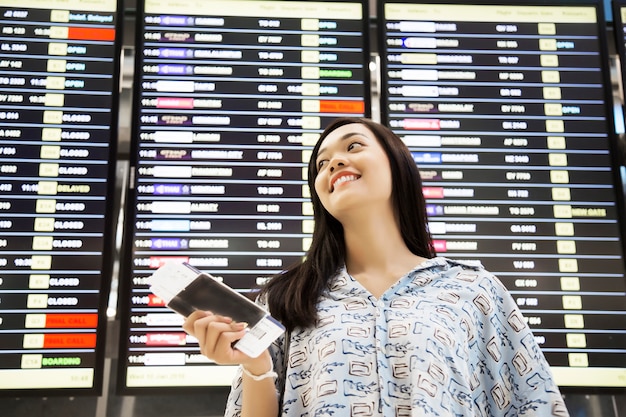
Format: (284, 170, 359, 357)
(0, 0, 119, 394)
(379, 0, 626, 388)
(118, 0, 369, 392)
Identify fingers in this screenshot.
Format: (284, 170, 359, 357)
(182, 310, 212, 336)
(197, 317, 246, 359)
(182, 312, 249, 364)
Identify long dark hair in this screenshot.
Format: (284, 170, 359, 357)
(261, 117, 435, 331)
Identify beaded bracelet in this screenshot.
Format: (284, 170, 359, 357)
(241, 365, 278, 381)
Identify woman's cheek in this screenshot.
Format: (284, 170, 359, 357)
(314, 175, 325, 196)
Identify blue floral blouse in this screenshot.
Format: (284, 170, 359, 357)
(225, 257, 569, 417)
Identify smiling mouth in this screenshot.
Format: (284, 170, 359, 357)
(331, 174, 360, 192)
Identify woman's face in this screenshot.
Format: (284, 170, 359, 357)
(313, 123, 393, 221)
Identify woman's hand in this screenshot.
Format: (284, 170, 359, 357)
(184, 311, 278, 417)
(182, 311, 272, 373)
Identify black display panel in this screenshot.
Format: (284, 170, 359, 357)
(0, 0, 120, 395)
(379, 0, 626, 388)
(118, 0, 369, 392)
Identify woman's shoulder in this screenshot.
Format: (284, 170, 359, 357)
(435, 256, 484, 271)
(413, 256, 486, 280)
(419, 257, 508, 293)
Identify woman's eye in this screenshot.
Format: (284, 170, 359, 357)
(348, 142, 362, 151)
(317, 160, 328, 169)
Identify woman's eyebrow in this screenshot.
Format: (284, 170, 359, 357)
(317, 132, 367, 159)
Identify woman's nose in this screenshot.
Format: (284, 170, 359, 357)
(329, 160, 345, 173)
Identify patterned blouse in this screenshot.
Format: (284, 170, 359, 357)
(225, 257, 570, 416)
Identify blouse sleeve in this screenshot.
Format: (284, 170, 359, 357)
(474, 269, 570, 417)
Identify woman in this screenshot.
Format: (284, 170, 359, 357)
(183, 117, 569, 416)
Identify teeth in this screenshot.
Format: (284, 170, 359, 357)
(333, 175, 358, 189)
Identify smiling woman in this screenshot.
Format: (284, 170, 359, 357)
(184, 117, 570, 417)
(313, 122, 395, 226)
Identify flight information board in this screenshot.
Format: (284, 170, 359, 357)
(118, 0, 369, 392)
(379, 0, 626, 388)
(0, 0, 119, 394)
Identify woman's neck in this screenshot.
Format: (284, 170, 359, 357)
(341, 209, 426, 291)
